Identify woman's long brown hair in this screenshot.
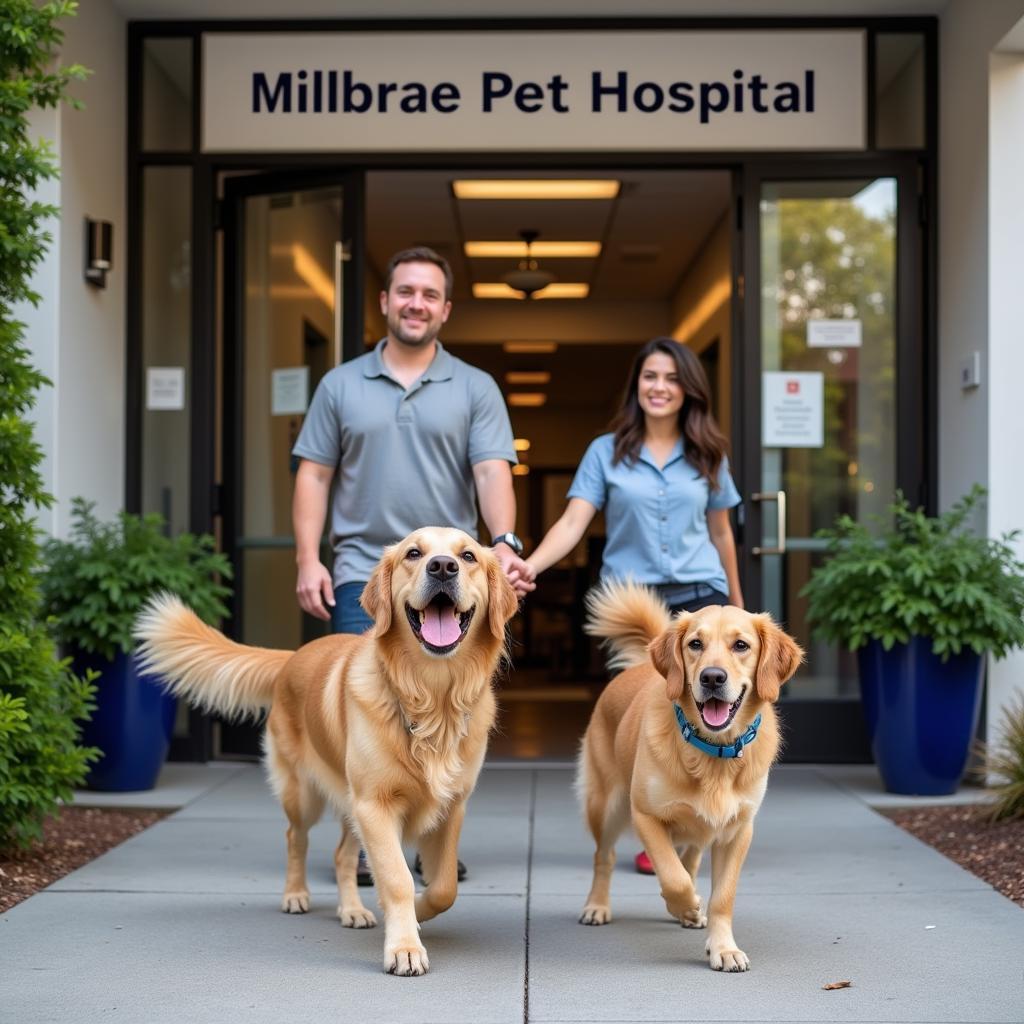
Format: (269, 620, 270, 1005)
(609, 337, 728, 489)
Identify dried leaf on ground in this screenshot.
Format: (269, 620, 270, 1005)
(822, 980, 852, 990)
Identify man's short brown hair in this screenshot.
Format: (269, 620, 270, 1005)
(384, 247, 454, 300)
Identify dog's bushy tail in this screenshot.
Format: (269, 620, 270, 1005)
(134, 593, 291, 720)
(584, 579, 672, 672)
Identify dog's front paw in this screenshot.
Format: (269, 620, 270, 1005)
(338, 905, 377, 928)
(706, 939, 750, 972)
(281, 890, 310, 913)
(664, 890, 705, 928)
(579, 904, 612, 926)
(384, 942, 429, 976)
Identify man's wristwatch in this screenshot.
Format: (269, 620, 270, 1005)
(491, 532, 524, 556)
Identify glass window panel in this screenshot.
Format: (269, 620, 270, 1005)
(875, 33, 925, 150)
(760, 178, 897, 699)
(141, 166, 191, 535)
(142, 37, 193, 152)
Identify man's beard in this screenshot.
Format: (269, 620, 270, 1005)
(389, 313, 440, 348)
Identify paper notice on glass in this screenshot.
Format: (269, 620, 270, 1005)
(807, 319, 861, 348)
(272, 366, 310, 416)
(762, 372, 824, 448)
(146, 367, 185, 411)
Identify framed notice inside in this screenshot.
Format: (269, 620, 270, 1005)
(146, 367, 186, 411)
(762, 371, 824, 448)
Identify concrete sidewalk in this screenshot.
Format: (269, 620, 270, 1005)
(2, 764, 1022, 1024)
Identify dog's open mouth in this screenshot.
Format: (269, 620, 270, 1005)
(405, 593, 475, 655)
(696, 685, 747, 731)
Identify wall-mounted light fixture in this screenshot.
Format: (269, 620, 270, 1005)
(84, 217, 113, 288)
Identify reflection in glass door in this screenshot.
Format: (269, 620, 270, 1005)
(744, 171, 919, 760)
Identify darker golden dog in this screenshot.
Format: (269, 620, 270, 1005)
(134, 527, 518, 977)
(578, 581, 803, 971)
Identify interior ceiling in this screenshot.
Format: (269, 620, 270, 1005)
(365, 169, 732, 304)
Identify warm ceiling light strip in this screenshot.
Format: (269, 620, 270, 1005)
(507, 393, 547, 407)
(506, 371, 551, 385)
(291, 244, 334, 311)
(503, 342, 558, 354)
(453, 179, 620, 200)
(473, 282, 589, 300)
(672, 276, 732, 345)
(465, 241, 602, 259)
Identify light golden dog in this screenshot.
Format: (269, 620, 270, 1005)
(134, 527, 518, 977)
(578, 581, 803, 971)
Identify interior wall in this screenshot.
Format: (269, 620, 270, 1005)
(668, 211, 733, 439)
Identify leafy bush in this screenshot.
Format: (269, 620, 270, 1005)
(985, 697, 1024, 823)
(0, 0, 97, 851)
(801, 486, 1024, 659)
(40, 498, 233, 662)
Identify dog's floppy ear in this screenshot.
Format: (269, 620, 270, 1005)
(752, 613, 804, 702)
(649, 614, 691, 701)
(486, 556, 520, 640)
(360, 545, 396, 637)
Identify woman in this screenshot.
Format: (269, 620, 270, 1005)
(524, 336, 744, 874)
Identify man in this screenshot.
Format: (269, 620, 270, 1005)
(291, 246, 534, 882)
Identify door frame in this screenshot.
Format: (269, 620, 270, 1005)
(736, 156, 926, 761)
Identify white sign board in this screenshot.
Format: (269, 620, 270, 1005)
(202, 30, 865, 152)
(272, 366, 310, 416)
(807, 318, 862, 348)
(762, 371, 823, 448)
(146, 367, 185, 411)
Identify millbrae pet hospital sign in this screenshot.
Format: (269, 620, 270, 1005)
(202, 31, 865, 152)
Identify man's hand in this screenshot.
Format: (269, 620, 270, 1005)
(296, 560, 336, 621)
(493, 544, 536, 597)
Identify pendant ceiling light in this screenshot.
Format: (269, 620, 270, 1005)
(501, 230, 555, 298)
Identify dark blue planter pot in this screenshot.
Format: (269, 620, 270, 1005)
(857, 636, 983, 796)
(74, 649, 176, 792)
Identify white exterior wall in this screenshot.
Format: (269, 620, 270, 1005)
(24, 1, 127, 537)
(987, 47, 1024, 746)
(939, 0, 1024, 746)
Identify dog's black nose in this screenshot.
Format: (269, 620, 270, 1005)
(699, 666, 728, 691)
(427, 555, 459, 580)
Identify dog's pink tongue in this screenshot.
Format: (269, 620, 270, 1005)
(421, 605, 461, 647)
(702, 698, 731, 727)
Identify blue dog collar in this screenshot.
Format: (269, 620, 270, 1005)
(673, 705, 762, 759)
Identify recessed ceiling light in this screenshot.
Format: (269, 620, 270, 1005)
(453, 179, 620, 200)
(511, 464, 531, 476)
(506, 371, 551, 386)
(514, 438, 531, 451)
(507, 393, 547, 407)
(465, 241, 602, 259)
(472, 282, 589, 300)
(503, 342, 557, 354)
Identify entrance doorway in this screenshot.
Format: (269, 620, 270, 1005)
(214, 164, 922, 763)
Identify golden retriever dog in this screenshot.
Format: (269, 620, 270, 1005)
(134, 527, 518, 977)
(577, 581, 803, 972)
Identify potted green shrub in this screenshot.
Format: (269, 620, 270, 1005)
(40, 499, 232, 791)
(801, 486, 1024, 795)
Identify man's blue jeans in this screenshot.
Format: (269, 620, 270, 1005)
(331, 581, 372, 635)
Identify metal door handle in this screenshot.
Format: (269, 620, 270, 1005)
(751, 490, 787, 556)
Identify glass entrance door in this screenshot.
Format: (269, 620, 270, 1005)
(220, 171, 363, 755)
(741, 164, 924, 761)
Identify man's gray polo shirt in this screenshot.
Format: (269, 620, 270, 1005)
(292, 340, 517, 585)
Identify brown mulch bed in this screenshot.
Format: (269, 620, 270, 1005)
(0, 806, 167, 914)
(885, 804, 1024, 908)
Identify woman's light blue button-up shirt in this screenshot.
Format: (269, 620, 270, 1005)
(566, 433, 741, 594)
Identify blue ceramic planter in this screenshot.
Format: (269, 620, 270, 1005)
(857, 636, 983, 796)
(74, 649, 176, 792)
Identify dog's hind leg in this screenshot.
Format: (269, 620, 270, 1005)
(335, 823, 377, 928)
(679, 844, 703, 887)
(579, 786, 629, 926)
(280, 774, 325, 914)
